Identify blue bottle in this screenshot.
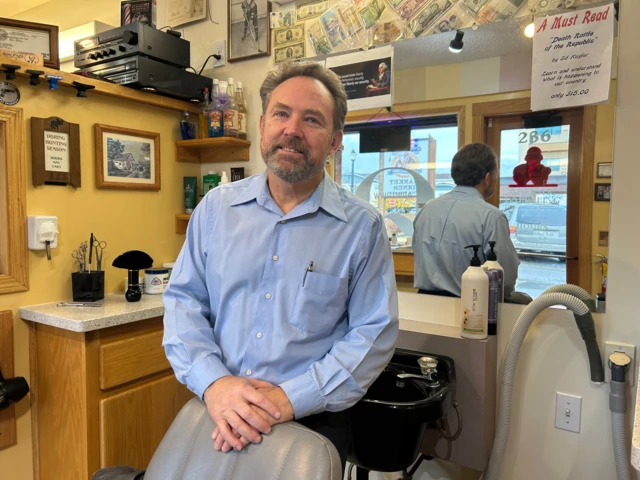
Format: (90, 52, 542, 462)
(208, 80, 224, 138)
(180, 111, 196, 140)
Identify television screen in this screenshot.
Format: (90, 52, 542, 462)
(359, 125, 411, 153)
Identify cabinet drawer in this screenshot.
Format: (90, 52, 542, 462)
(100, 330, 171, 390)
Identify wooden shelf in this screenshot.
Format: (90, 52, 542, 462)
(176, 137, 251, 163)
(0, 54, 200, 114)
(175, 214, 191, 234)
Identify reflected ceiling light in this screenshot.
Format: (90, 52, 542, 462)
(449, 30, 464, 53)
(524, 21, 535, 38)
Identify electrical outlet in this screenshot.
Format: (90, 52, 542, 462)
(555, 392, 581, 433)
(213, 40, 226, 67)
(605, 341, 636, 386)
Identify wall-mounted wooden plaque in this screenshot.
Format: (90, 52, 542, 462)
(31, 117, 81, 187)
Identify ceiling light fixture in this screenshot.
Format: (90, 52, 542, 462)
(524, 21, 535, 38)
(449, 30, 464, 53)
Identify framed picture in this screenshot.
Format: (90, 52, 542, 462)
(228, 0, 271, 62)
(597, 162, 613, 178)
(594, 183, 611, 202)
(0, 18, 59, 69)
(95, 124, 160, 190)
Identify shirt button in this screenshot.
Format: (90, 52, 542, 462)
(256, 332, 263, 338)
(273, 255, 279, 261)
(246, 369, 252, 376)
(265, 293, 271, 299)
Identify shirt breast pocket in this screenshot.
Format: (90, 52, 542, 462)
(291, 271, 349, 334)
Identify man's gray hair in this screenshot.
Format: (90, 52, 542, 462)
(451, 143, 498, 187)
(379, 62, 388, 70)
(260, 61, 348, 133)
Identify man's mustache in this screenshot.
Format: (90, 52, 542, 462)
(268, 138, 309, 157)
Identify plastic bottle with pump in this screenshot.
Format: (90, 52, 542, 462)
(461, 245, 489, 340)
(482, 240, 504, 336)
(482, 241, 504, 301)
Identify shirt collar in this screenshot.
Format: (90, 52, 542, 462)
(230, 170, 348, 222)
(451, 185, 484, 199)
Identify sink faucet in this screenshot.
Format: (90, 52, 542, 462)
(396, 356, 440, 388)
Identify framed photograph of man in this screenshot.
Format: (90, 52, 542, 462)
(594, 183, 611, 202)
(228, 0, 271, 62)
(95, 124, 160, 190)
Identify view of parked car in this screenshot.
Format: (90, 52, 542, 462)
(500, 203, 567, 255)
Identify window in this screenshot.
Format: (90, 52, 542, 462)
(340, 116, 459, 244)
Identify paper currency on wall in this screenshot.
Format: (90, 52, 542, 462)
(273, 24, 305, 47)
(167, 0, 206, 28)
(320, 8, 347, 47)
(358, 0, 386, 29)
(274, 41, 306, 63)
(408, 0, 452, 38)
(425, 4, 474, 35)
(372, 21, 406, 45)
(476, 0, 525, 23)
(385, 0, 405, 11)
(296, 0, 329, 22)
(535, 0, 577, 14)
(462, 0, 490, 15)
(394, 0, 428, 20)
(309, 20, 333, 54)
(335, 0, 364, 37)
(270, 10, 296, 28)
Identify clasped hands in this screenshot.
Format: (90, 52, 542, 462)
(203, 376, 295, 453)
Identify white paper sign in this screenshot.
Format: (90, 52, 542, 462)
(531, 3, 614, 112)
(326, 45, 393, 111)
(44, 131, 70, 173)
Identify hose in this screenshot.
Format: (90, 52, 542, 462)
(610, 353, 632, 480)
(485, 292, 593, 480)
(541, 284, 596, 312)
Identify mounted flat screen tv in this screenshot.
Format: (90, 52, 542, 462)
(359, 124, 411, 153)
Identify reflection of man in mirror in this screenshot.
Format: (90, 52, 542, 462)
(241, 0, 259, 42)
(413, 143, 521, 301)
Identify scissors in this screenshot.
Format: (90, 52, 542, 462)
(92, 238, 107, 271)
(71, 249, 85, 272)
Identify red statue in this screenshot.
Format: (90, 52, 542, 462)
(512, 146, 552, 186)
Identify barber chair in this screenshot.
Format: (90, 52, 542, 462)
(92, 397, 342, 480)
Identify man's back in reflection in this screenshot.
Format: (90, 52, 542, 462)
(412, 143, 520, 299)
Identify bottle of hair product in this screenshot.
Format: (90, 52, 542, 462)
(219, 171, 230, 186)
(223, 78, 239, 137)
(482, 240, 504, 336)
(180, 111, 196, 140)
(198, 88, 210, 139)
(461, 245, 489, 340)
(482, 241, 504, 301)
(208, 80, 224, 138)
(235, 81, 248, 140)
(203, 171, 220, 194)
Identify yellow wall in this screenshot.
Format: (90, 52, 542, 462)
(0, 76, 197, 480)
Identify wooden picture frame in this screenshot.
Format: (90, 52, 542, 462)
(228, 0, 271, 63)
(95, 124, 160, 190)
(594, 183, 611, 202)
(31, 117, 81, 187)
(596, 162, 612, 178)
(0, 18, 59, 70)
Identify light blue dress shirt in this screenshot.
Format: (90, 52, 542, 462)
(163, 171, 398, 419)
(412, 186, 520, 297)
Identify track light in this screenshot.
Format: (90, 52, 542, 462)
(449, 30, 464, 53)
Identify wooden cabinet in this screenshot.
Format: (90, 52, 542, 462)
(29, 317, 194, 480)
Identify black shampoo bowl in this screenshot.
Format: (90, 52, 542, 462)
(348, 348, 456, 473)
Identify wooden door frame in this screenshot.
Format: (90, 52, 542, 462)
(472, 98, 597, 291)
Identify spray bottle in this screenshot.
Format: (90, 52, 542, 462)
(461, 245, 489, 340)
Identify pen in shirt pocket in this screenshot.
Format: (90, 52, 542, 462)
(302, 261, 314, 287)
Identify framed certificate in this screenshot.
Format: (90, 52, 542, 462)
(0, 18, 59, 69)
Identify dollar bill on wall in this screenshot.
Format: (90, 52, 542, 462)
(270, 10, 295, 29)
(274, 41, 306, 63)
(335, 0, 364, 36)
(395, 0, 428, 20)
(535, 0, 575, 13)
(424, 3, 474, 35)
(408, 0, 452, 38)
(462, 0, 490, 15)
(358, 0, 386, 28)
(308, 20, 333, 54)
(273, 24, 305, 47)
(385, 0, 406, 10)
(320, 8, 347, 47)
(372, 21, 406, 45)
(295, 0, 329, 22)
(476, 0, 525, 23)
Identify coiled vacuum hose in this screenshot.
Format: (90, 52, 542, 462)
(542, 284, 597, 312)
(485, 292, 604, 480)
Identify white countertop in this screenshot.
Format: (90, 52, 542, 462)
(19, 293, 165, 332)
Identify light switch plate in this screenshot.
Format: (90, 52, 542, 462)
(605, 341, 636, 386)
(555, 392, 581, 433)
(213, 40, 226, 67)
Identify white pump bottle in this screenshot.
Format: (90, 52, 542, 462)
(461, 245, 489, 340)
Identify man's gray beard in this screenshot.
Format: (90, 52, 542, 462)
(264, 151, 325, 183)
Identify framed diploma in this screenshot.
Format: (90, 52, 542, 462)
(31, 117, 81, 187)
(0, 18, 59, 70)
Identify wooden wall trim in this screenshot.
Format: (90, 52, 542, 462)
(0, 106, 28, 294)
(472, 97, 532, 117)
(579, 106, 597, 290)
(0, 310, 16, 449)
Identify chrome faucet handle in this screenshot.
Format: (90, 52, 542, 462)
(418, 356, 438, 380)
